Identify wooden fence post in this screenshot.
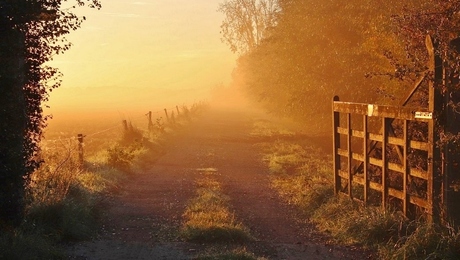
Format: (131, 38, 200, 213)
(147, 111, 153, 132)
(122, 120, 128, 132)
(77, 134, 84, 168)
(164, 108, 169, 122)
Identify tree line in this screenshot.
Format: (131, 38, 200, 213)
(219, 0, 460, 133)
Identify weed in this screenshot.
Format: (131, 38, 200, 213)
(380, 222, 460, 259)
(27, 141, 81, 205)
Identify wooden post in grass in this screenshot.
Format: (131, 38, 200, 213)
(147, 111, 153, 132)
(77, 134, 84, 169)
(164, 108, 169, 122)
(122, 120, 128, 132)
(176, 105, 180, 115)
(171, 111, 176, 124)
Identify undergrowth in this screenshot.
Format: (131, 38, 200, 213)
(254, 120, 460, 260)
(1, 103, 207, 259)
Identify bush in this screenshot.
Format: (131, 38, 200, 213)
(0, 229, 62, 260)
(121, 122, 144, 145)
(106, 143, 141, 172)
(25, 194, 98, 241)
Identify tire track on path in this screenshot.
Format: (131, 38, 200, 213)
(66, 109, 372, 259)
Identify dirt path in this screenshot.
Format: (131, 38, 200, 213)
(66, 109, 373, 259)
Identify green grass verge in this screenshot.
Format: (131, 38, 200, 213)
(254, 120, 460, 260)
(181, 170, 252, 243)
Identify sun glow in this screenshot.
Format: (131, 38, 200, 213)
(46, 0, 236, 117)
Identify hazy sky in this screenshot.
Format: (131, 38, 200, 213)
(47, 0, 236, 113)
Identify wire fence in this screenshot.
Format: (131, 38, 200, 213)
(41, 103, 200, 167)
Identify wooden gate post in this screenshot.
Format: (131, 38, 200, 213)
(445, 37, 460, 224)
(426, 35, 444, 223)
(332, 96, 341, 194)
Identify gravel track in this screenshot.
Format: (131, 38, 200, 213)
(66, 109, 373, 260)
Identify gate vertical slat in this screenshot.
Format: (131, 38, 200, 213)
(347, 113, 352, 198)
(333, 96, 341, 195)
(403, 120, 409, 216)
(382, 117, 389, 210)
(363, 115, 368, 205)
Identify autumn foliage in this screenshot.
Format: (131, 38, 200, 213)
(220, 0, 460, 133)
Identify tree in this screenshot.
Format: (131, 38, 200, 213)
(230, 0, 426, 133)
(0, 0, 101, 226)
(218, 0, 280, 54)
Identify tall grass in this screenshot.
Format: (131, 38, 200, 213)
(254, 120, 460, 259)
(1, 103, 207, 259)
(181, 169, 252, 243)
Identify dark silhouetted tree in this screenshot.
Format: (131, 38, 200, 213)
(0, 0, 101, 226)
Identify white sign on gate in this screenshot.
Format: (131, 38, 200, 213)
(415, 111, 433, 119)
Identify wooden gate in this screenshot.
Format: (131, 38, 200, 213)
(332, 98, 436, 219)
(332, 35, 460, 222)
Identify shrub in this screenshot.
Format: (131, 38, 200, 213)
(106, 143, 141, 172)
(25, 194, 97, 241)
(120, 122, 144, 145)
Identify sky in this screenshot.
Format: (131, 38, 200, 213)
(46, 0, 237, 115)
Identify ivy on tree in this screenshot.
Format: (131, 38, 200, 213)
(0, 0, 101, 226)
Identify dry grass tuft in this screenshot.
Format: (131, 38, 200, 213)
(181, 170, 252, 243)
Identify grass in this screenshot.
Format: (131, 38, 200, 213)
(0, 103, 207, 259)
(181, 169, 252, 243)
(193, 247, 266, 260)
(253, 119, 460, 260)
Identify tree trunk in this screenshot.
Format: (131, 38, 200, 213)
(0, 24, 27, 226)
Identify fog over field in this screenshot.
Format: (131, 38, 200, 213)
(42, 0, 237, 129)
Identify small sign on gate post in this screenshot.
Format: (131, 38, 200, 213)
(415, 111, 433, 119)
